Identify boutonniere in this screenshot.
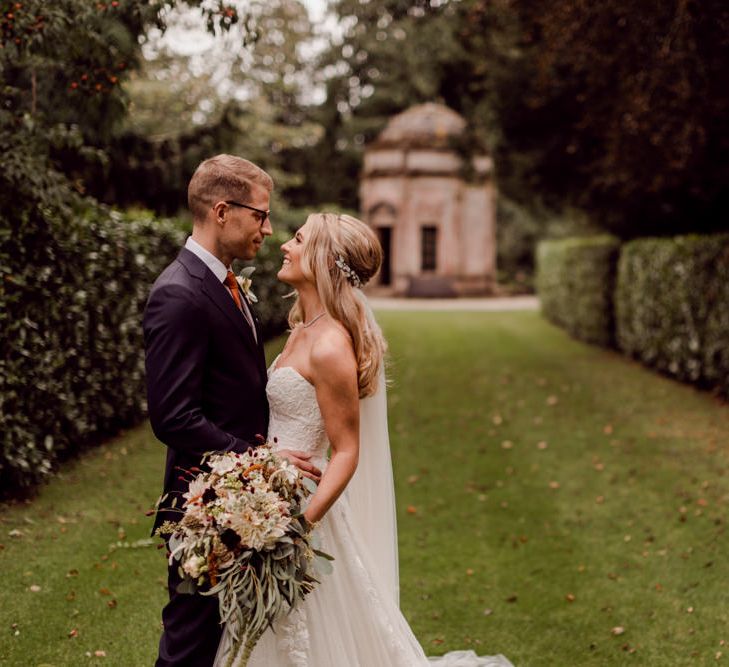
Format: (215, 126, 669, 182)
(235, 266, 258, 303)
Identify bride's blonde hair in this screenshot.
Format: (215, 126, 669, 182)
(288, 213, 387, 398)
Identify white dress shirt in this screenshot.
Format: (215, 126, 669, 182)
(185, 236, 257, 341)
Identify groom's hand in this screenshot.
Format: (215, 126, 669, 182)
(277, 449, 322, 483)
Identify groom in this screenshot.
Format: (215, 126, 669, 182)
(143, 155, 320, 666)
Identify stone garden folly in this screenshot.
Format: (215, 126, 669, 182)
(360, 103, 497, 297)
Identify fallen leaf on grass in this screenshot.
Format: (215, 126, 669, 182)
(603, 424, 614, 435)
(537, 441, 548, 450)
(99, 587, 113, 596)
(546, 395, 559, 406)
(407, 475, 420, 485)
(68, 628, 79, 638)
(29, 585, 41, 593)
(66, 569, 79, 578)
(107, 599, 117, 609)
(8, 529, 23, 538)
(549, 481, 561, 490)
(565, 593, 576, 602)
(501, 441, 513, 450)
(505, 594, 518, 603)
(466, 569, 474, 576)
(611, 626, 625, 636)
(431, 638, 444, 646)
(406, 506, 417, 515)
(66, 591, 76, 601)
(483, 608, 493, 616)
(492, 414, 503, 425)
(94, 650, 107, 657)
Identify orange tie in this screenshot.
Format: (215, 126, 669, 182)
(224, 271, 242, 310)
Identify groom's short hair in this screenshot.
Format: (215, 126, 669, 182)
(188, 154, 273, 223)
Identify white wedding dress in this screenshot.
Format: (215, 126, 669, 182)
(214, 348, 513, 667)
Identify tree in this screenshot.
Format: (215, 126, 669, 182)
(0, 0, 254, 224)
(484, 0, 729, 237)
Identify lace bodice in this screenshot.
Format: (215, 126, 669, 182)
(267, 356, 329, 470)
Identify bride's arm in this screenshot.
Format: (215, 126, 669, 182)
(303, 332, 360, 524)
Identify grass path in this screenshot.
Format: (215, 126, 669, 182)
(1, 311, 728, 666)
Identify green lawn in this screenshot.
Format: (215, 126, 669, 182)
(2, 311, 728, 666)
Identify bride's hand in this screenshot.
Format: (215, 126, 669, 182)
(277, 449, 322, 483)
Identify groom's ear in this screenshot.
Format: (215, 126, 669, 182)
(212, 201, 228, 224)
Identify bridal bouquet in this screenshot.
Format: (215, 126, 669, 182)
(157, 446, 333, 667)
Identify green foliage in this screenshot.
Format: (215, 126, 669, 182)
(488, 0, 729, 237)
(536, 236, 620, 346)
(111, 0, 321, 215)
(615, 234, 729, 396)
(0, 0, 260, 222)
(0, 205, 185, 493)
(496, 198, 543, 292)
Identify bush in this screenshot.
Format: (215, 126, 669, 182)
(496, 197, 541, 292)
(0, 206, 185, 493)
(536, 235, 621, 346)
(0, 203, 299, 495)
(615, 234, 729, 396)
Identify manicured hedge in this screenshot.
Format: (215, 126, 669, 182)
(536, 235, 621, 346)
(0, 207, 291, 495)
(0, 208, 185, 493)
(615, 234, 729, 396)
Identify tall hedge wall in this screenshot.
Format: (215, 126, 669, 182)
(0, 208, 185, 492)
(615, 234, 729, 396)
(536, 235, 621, 346)
(0, 208, 291, 495)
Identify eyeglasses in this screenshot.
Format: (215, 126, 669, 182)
(225, 200, 270, 225)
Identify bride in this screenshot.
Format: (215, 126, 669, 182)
(215, 213, 512, 667)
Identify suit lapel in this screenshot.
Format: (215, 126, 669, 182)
(245, 298, 268, 379)
(177, 247, 265, 364)
(202, 270, 259, 352)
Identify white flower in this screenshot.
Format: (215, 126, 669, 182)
(183, 476, 209, 504)
(270, 460, 299, 486)
(182, 554, 206, 579)
(236, 266, 258, 303)
(209, 454, 238, 476)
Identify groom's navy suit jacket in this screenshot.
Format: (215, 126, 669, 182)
(143, 247, 269, 534)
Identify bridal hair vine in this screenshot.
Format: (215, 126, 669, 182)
(335, 254, 363, 288)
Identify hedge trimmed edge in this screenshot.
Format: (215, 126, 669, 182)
(536, 235, 621, 347)
(615, 233, 729, 397)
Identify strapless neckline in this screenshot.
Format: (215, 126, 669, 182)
(269, 353, 314, 387)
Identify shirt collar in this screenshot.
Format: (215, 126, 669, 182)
(185, 236, 229, 283)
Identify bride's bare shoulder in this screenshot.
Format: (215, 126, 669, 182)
(309, 322, 356, 384)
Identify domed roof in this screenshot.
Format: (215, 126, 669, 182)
(376, 103, 466, 148)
